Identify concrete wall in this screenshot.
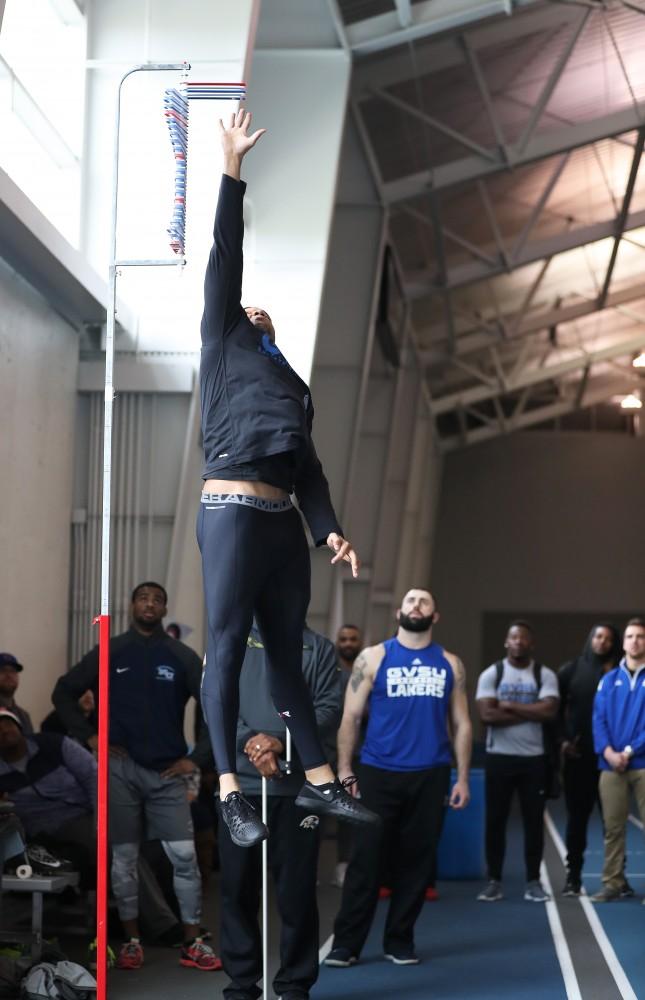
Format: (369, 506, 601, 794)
(432, 431, 645, 705)
(0, 257, 78, 727)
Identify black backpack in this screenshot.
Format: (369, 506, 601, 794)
(494, 661, 561, 800)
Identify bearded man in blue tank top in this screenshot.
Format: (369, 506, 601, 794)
(324, 589, 473, 968)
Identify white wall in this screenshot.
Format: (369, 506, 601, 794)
(243, 48, 351, 381)
(80, 0, 259, 353)
(0, 257, 78, 726)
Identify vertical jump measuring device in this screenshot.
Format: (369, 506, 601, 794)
(97, 63, 245, 1000)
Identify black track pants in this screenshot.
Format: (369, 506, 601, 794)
(197, 497, 326, 775)
(563, 753, 600, 879)
(332, 763, 450, 956)
(484, 753, 546, 882)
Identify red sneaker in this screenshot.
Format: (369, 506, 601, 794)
(425, 887, 439, 902)
(379, 886, 392, 899)
(179, 938, 222, 971)
(116, 939, 144, 970)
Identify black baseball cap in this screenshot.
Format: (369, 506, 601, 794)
(0, 654, 23, 673)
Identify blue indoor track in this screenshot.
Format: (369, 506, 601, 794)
(549, 800, 645, 1000)
(315, 814, 567, 1000)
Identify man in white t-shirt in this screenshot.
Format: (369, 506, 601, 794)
(475, 620, 559, 903)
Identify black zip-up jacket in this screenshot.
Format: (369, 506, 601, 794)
(52, 626, 210, 772)
(231, 625, 341, 797)
(199, 173, 342, 546)
(558, 625, 621, 756)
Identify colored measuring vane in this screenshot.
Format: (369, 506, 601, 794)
(163, 81, 246, 256)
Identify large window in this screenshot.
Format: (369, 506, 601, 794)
(0, 0, 86, 244)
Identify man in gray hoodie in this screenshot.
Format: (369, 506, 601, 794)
(217, 623, 341, 1000)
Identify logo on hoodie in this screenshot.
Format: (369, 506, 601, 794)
(156, 665, 175, 682)
(258, 333, 289, 367)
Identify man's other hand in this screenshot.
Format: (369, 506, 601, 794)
(449, 779, 470, 810)
(327, 534, 361, 579)
(252, 751, 282, 779)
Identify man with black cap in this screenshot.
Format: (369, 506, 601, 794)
(0, 705, 96, 881)
(558, 623, 623, 896)
(0, 653, 33, 734)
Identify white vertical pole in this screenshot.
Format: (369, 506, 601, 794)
(261, 777, 268, 1000)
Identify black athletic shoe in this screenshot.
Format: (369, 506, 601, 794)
(26, 844, 74, 875)
(220, 792, 268, 847)
(323, 947, 358, 968)
(295, 780, 380, 826)
(619, 881, 635, 899)
(562, 877, 582, 897)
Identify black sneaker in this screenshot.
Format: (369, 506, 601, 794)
(619, 881, 635, 898)
(323, 946, 357, 968)
(220, 792, 268, 847)
(295, 780, 380, 826)
(384, 947, 420, 965)
(26, 844, 74, 875)
(562, 877, 582, 897)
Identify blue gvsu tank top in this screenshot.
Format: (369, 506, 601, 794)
(361, 638, 454, 772)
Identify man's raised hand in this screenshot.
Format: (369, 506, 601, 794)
(219, 109, 266, 171)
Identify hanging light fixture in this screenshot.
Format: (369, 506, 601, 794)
(620, 392, 642, 410)
(633, 352, 645, 369)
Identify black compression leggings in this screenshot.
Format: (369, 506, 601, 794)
(197, 494, 327, 776)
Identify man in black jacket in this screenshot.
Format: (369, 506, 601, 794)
(218, 623, 341, 1000)
(197, 109, 376, 847)
(558, 623, 622, 895)
(52, 581, 219, 972)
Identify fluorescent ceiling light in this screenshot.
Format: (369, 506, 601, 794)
(620, 393, 642, 410)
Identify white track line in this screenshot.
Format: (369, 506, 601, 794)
(319, 932, 334, 963)
(545, 810, 638, 1000)
(540, 860, 583, 1000)
(628, 813, 643, 831)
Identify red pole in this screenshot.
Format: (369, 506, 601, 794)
(95, 614, 110, 1000)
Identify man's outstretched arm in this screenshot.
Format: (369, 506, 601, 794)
(202, 110, 266, 344)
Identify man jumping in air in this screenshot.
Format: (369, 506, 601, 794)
(197, 109, 378, 847)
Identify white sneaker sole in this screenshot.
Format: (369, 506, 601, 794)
(324, 957, 357, 968)
(384, 953, 420, 965)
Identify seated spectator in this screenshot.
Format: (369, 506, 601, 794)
(218, 621, 340, 1000)
(52, 580, 219, 973)
(41, 690, 95, 740)
(0, 654, 33, 734)
(0, 707, 192, 945)
(591, 618, 645, 903)
(0, 707, 96, 886)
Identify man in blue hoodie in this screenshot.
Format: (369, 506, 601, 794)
(591, 617, 645, 902)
